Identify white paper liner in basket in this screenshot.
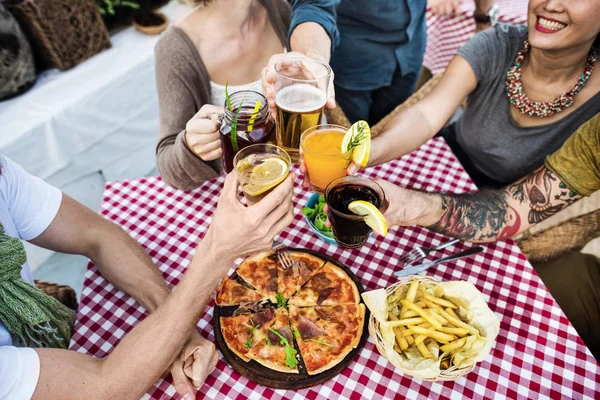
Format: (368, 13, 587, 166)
(363, 275, 500, 381)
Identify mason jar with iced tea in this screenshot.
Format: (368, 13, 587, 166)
(274, 58, 331, 163)
(220, 90, 275, 173)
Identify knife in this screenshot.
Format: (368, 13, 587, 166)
(393, 246, 485, 278)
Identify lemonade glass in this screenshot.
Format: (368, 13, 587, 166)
(301, 124, 352, 194)
(234, 144, 291, 205)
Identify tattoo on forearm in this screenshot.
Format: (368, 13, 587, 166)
(428, 190, 511, 241)
(427, 167, 582, 241)
(508, 168, 580, 223)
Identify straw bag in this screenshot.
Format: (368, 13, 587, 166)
(367, 275, 498, 381)
(4, 0, 111, 71)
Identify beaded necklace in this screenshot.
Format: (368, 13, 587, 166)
(505, 39, 598, 118)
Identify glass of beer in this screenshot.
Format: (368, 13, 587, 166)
(234, 144, 291, 206)
(301, 124, 351, 194)
(325, 176, 386, 249)
(274, 58, 331, 163)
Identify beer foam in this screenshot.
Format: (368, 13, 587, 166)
(275, 84, 327, 113)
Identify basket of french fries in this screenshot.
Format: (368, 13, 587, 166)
(362, 275, 500, 381)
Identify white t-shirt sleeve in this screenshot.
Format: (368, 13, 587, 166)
(0, 156, 62, 241)
(0, 346, 40, 400)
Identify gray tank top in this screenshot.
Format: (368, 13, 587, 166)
(456, 24, 600, 185)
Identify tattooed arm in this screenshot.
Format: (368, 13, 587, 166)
(379, 166, 583, 242)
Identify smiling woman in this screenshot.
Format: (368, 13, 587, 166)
(365, 0, 600, 190)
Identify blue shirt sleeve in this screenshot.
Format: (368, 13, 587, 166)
(290, 0, 341, 51)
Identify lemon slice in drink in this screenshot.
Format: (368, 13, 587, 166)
(243, 157, 289, 197)
(341, 120, 371, 167)
(348, 200, 388, 236)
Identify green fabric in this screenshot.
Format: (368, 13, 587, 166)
(0, 224, 74, 348)
(545, 113, 600, 197)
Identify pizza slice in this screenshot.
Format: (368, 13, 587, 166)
(236, 250, 280, 301)
(288, 262, 360, 306)
(246, 308, 299, 373)
(216, 277, 267, 306)
(289, 304, 365, 375)
(220, 308, 277, 362)
(278, 251, 327, 298)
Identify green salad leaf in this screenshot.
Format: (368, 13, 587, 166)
(309, 338, 333, 347)
(275, 293, 288, 310)
(302, 195, 334, 238)
(244, 318, 257, 349)
(268, 328, 298, 369)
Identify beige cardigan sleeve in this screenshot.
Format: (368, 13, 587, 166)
(154, 28, 221, 191)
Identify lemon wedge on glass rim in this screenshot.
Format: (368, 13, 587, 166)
(341, 120, 371, 167)
(243, 157, 289, 197)
(348, 200, 388, 236)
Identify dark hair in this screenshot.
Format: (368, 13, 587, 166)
(595, 34, 600, 49)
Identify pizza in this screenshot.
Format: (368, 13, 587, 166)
(289, 304, 365, 375)
(216, 277, 266, 306)
(288, 262, 360, 306)
(216, 250, 366, 378)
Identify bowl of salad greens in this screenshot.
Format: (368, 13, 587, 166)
(301, 193, 337, 245)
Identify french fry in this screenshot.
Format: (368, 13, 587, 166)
(405, 280, 419, 303)
(440, 308, 479, 336)
(415, 300, 427, 308)
(408, 326, 456, 343)
(402, 310, 418, 318)
(400, 300, 442, 330)
(417, 323, 432, 329)
(389, 317, 424, 327)
(388, 312, 398, 321)
(427, 309, 448, 325)
(422, 292, 458, 309)
(416, 341, 432, 358)
(438, 326, 470, 336)
(405, 334, 415, 345)
(440, 337, 467, 354)
(393, 327, 409, 351)
(441, 359, 450, 369)
(415, 334, 427, 344)
(445, 308, 460, 319)
(422, 298, 443, 310)
(401, 328, 413, 337)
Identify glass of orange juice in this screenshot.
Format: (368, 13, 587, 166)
(301, 124, 351, 194)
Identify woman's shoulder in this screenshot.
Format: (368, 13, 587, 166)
(155, 26, 197, 62)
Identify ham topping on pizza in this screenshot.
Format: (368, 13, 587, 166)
(317, 287, 336, 305)
(298, 315, 325, 340)
(250, 308, 275, 326)
(267, 326, 293, 345)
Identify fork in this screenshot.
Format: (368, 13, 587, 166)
(398, 238, 461, 266)
(273, 240, 294, 269)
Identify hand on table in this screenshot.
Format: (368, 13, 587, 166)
(261, 52, 336, 119)
(185, 104, 223, 162)
(428, 0, 461, 16)
(170, 331, 219, 399)
(205, 171, 296, 259)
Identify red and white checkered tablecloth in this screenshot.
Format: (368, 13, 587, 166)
(70, 138, 600, 399)
(424, 0, 528, 75)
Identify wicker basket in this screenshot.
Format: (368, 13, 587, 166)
(5, 0, 111, 71)
(368, 275, 478, 381)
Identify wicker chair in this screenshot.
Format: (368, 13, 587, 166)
(35, 280, 78, 310)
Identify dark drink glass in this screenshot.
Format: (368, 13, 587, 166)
(220, 90, 275, 173)
(325, 176, 386, 249)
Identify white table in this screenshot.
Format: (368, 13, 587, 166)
(0, 2, 192, 268)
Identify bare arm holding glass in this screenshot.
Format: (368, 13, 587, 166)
(30, 173, 295, 400)
(367, 56, 477, 168)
